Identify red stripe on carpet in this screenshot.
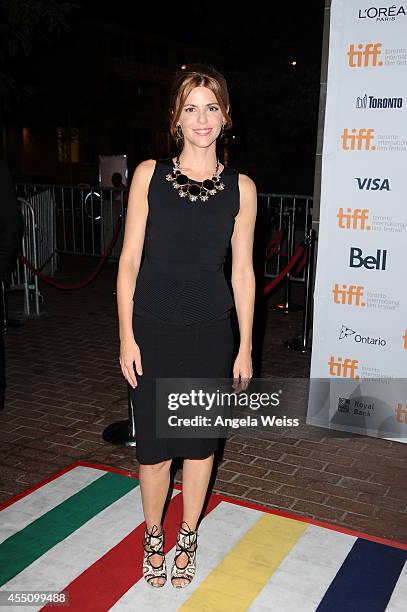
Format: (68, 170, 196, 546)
(41, 489, 221, 611)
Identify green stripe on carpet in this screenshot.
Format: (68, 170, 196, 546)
(0, 472, 139, 586)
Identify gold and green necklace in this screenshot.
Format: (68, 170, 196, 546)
(165, 156, 225, 202)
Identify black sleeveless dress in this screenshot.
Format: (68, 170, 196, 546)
(129, 157, 240, 464)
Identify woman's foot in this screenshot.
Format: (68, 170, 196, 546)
(142, 524, 167, 587)
(171, 521, 198, 588)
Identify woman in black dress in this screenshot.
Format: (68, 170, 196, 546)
(116, 64, 257, 588)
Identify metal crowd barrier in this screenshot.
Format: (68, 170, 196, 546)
(259, 193, 313, 283)
(10, 184, 312, 318)
(8, 190, 57, 316)
(15, 183, 127, 261)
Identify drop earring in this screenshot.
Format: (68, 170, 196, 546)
(176, 123, 184, 147)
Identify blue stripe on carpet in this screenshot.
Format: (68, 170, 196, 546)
(316, 538, 407, 612)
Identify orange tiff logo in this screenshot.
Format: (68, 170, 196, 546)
(347, 43, 383, 67)
(333, 284, 365, 306)
(395, 403, 407, 423)
(341, 128, 376, 151)
(337, 209, 371, 230)
(328, 356, 360, 378)
(403, 330, 407, 349)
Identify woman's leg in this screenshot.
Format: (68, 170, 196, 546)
(172, 453, 215, 587)
(139, 458, 173, 586)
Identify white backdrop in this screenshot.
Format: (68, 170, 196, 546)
(307, 0, 407, 441)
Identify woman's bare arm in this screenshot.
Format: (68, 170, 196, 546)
(230, 173, 257, 356)
(116, 159, 155, 343)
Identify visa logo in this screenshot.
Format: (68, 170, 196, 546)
(355, 177, 390, 191)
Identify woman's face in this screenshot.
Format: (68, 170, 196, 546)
(178, 86, 226, 148)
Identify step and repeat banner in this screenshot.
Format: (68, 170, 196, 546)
(307, 0, 407, 441)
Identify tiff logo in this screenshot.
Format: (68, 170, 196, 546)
(341, 128, 376, 150)
(328, 356, 360, 378)
(333, 284, 365, 306)
(395, 403, 407, 423)
(403, 329, 407, 349)
(337, 208, 370, 230)
(347, 43, 383, 67)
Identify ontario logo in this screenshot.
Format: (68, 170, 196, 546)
(337, 208, 371, 230)
(339, 324, 387, 347)
(347, 43, 383, 67)
(328, 356, 360, 378)
(358, 6, 407, 22)
(356, 94, 403, 109)
(355, 177, 390, 190)
(341, 128, 376, 150)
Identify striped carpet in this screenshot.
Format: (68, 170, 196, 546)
(0, 461, 406, 611)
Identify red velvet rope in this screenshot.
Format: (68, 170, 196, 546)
(265, 229, 285, 260)
(263, 243, 306, 296)
(16, 217, 123, 290)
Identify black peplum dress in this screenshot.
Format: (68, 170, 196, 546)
(130, 157, 240, 464)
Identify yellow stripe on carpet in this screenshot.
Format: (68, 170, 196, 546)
(180, 512, 308, 612)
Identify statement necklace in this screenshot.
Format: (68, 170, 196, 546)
(165, 156, 225, 202)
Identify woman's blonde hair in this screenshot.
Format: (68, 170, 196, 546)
(169, 63, 232, 144)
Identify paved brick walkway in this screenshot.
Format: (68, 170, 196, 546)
(1, 254, 406, 544)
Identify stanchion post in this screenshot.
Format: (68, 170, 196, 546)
(302, 228, 316, 350)
(285, 228, 316, 353)
(272, 206, 304, 313)
(102, 383, 137, 447)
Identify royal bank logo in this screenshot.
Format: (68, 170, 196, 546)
(349, 247, 387, 270)
(339, 324, 387, 347)
(338, 397, 350, 413)
(355, 177, 390, 191)
(337, 208, 371, 230)
(333, 284, 366, 306)
(329, 356, 360, 378)
(341, 128, 376, 150)
(356, 94, 403, 109)
(338, 397, 375, 417)
(358, 6, 407, 22)
(348, 43, 383, 67)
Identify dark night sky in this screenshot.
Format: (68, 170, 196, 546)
(71, 0, 325, 67)
(5, 0, 326, 191)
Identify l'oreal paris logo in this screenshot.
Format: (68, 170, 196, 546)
(355, 178, 390, 191)
(358, 6, 407, 21)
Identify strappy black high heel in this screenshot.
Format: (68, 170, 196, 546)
(142, 524, 167, 588)
(171, 521, 199, 588)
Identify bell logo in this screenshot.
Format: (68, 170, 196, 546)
(349, 247, 387, 270)
(337, 209, 370, 230)
(328, 356, 360, 378)
(395, 403, 407, 423)
(403, 329, 407, 349)
(341, 128, 376, 150)
(333, 284, 365, 306)
(347, 43, 383, 67)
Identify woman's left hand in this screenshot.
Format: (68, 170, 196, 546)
(232, 348, 253, 392)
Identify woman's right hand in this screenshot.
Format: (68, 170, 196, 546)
(119, 336, 143, 389)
